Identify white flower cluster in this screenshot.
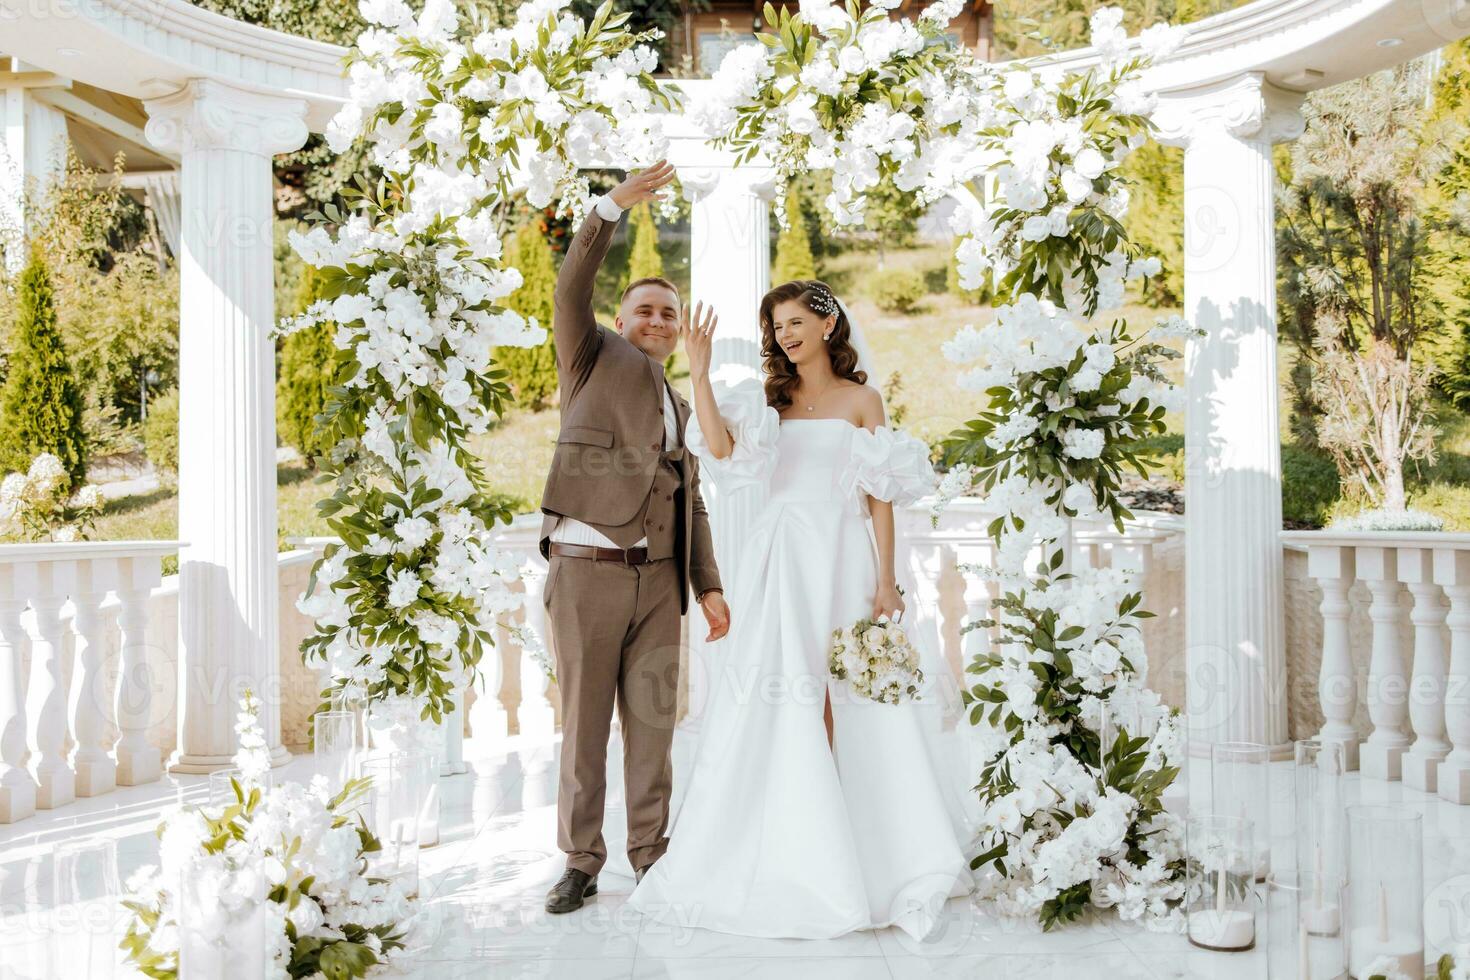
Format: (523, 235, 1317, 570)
(122, 697, 425, 979)
(829, 616, 924, 704)
(330, 0, 670, 213)
(0, 452, 102, 542)
(699, 0, 995, 227)
(233, 689, 272, 786)
(288, 0, 673, 714)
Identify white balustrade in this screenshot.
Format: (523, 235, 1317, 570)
(0, 542, 177, 822)
(1283, 532, 1470, 804)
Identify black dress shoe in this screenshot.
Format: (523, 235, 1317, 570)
(546, 868, 597, 914)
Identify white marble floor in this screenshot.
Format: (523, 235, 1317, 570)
(2, 732, 1469, 980)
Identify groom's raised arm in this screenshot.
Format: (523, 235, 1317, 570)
(552, 198, 622, 384)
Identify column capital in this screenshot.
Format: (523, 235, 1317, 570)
(1153, 72, 1305, 148)
(144, 79, 309, 158)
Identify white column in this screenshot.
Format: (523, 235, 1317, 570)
(1435, 549, 1470, 804)
(682, 165, 774, 709)
(1309, 545, 1360, 771)
(145, 80, 308, 773)
(67, 558, 119, 797)
(1155, 74, 1304, 755)
(1358, 546, 1410, 781)
(1399, 548, 1449, 792)
(0, 80, 68, 271)
(0, 569, 36, 822)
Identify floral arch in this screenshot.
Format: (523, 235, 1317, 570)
(282, 0, 1197, 926)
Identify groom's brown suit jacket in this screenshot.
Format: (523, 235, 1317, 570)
(537, 207, 722, 614)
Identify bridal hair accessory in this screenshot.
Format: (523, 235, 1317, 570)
(805, 283, 839, 319)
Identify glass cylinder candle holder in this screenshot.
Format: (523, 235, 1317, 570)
(49, 838, 121, 979)
(207, 767, 271, 807)
(177, 859, 267, 979)
(312, 709, 360, 794)
(362, 752, 422, 895)
(1211, 741, 1272, 880)
(1186, 813, 1258, 952)
(1295, 739, 1347, 900)
(1267, 871, 1346, 980)
(1346, 806, 1424, 980)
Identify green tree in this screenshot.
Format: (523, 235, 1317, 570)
(277, 265, 337, 466)
(1424, 40, 1470, 410)
(0, 251, 87, 488)
(1277, 62, 1460, 511)
(625, 201, 664, 286)
(773, 188, 816, 284)
(499, 222, 559, 411)
(1121, 141, 1183, 307)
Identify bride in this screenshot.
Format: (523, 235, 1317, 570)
(628, 279, 973, 941)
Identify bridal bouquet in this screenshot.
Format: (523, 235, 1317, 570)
(829, 616, 924, 704)
(120, 694, 425, 979)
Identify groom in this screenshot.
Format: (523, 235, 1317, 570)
(538, 161, 731, 914)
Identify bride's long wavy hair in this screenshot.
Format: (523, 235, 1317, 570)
(759, 280, 867, 412)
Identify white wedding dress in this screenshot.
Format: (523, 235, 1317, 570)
(628, 377, 973, 941)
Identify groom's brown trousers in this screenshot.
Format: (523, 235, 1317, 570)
(545, 553, 682, 876)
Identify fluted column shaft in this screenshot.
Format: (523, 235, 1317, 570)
(145, 80, 308, 772)
(681, 166, 774, 725)
(1156, 74, 1304, 755)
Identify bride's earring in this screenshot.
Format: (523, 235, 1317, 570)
(822, 332, 831, 341)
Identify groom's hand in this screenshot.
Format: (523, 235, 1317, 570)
(699, 591, 731, 642)
(609, 160, 676, 210)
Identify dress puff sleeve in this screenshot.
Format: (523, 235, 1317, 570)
(684, 376, 781, 492)
(840, 426, 936, 510)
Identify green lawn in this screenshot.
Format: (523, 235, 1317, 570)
(77, 242, 1470, 540)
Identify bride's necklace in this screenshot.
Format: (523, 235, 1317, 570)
(800, 376, 838, 413)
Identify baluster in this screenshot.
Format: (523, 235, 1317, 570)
(1398, 548, 1449, 792)
(67, 557, 119, 797)
(1434, 549, 1470, 804)
(1358, 546, 1410, 781)
(0, 567, 36, 822)
(472, 620, 510, 742)
(440, 675, 467, 776)
(22, 560, 76, 809)
(114, 556, 162, 785)
(517, 564, 556, 739)
(1309, 544, 1359, 770)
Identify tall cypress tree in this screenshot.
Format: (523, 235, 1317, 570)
(277, 264, 338, 467)
(773, 187, 816, 285)
(498, 221, 559, 410)
(625, 201, 663, 286)
(0, 251, 86, 489)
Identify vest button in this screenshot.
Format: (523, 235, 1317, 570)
(650, 443, 659, 451)
(665, 493, 672, 501)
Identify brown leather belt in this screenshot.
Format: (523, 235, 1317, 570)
(548, 542, 655, 565)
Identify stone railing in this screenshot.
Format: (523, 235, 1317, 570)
(0, 506, 1186, 825)
(1282, 531, 1470, 805)
(0, 542, 179, 823)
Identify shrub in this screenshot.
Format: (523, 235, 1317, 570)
(1281, 443, 1341, 527)
(625, 201, 663, 284)
(143, 388, 179, 480)
(277, 265, 337, 465)
(872, 268, 926, 313)
(0, 251, 87, 489)
(1329, 507, 1445, 531)
(498, 222, 558, 410)
(773, 188, 816, 284)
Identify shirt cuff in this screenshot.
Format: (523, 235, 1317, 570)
(593, 194, 624, 222)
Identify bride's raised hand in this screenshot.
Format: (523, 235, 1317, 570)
(681, 300, 717, 382)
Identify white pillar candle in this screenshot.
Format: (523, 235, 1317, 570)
(1188, 908, 1256, 950)
(1347, 930, 1424, 979)
(1298, 921, 1311, 980)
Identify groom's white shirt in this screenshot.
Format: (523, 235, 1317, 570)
(549, 194, 680, 552)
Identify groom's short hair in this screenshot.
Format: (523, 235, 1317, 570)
(622, 276, 680, 305)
